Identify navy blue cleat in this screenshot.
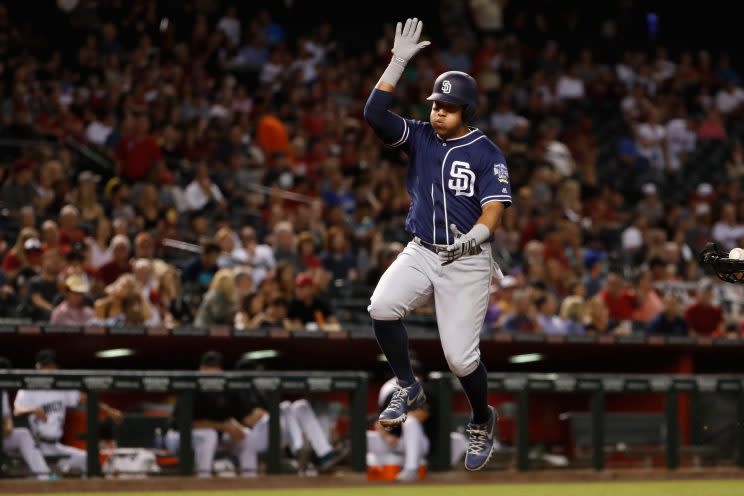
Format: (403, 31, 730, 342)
(378, 381, 426, 429)
(464, 405, 498, 471)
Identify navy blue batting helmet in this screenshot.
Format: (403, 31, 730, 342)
(426, 71, 478, 121)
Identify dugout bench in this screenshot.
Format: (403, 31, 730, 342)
(427, 372, 744, 472)
(0, 370, 368, 477)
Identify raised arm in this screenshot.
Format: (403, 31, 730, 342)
(363, 18, 430, 145)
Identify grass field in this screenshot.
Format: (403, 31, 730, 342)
(11, 480, 744, 496)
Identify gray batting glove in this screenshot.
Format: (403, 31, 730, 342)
(439, 224, 483, 266)
(391, 17, 431, 66)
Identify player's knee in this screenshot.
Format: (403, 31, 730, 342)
(290, 398, 310, 412)
(194, 428, 219, 450)
(14, 427, 33, 441)
(445, 354, 478, 377)
(368, 296, 404, 320)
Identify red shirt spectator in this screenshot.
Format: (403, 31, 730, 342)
(116, 115, 163, 182)
(684, 280, 724, 336)
(598, 273, 638, 322)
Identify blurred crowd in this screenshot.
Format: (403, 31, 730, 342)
(1, 1, 743, 338)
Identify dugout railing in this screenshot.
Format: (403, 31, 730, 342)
(0, 370, 368, 477)
(427, 372, 744, 472)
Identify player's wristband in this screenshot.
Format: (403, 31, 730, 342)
(465, 224, 491, 246)
(379, 57, 408, 87)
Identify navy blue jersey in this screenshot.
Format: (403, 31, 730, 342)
(364, 89, 512, 245)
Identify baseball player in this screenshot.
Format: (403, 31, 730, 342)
(364, 18, 512, 471)
(233, 357, 348, 474)
(1, 357, 52, 479)
(165, 351, 259, 477)
(13, 349, 123, 475)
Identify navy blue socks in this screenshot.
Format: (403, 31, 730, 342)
(373, 319, 416, 387)
(458, 361, 490, 424)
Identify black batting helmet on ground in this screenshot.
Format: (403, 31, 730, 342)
(426, 71, 478, 121)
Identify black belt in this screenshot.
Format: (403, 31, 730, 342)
(413, 236, 448, 254)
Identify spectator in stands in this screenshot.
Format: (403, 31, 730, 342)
(646, 293, 689, 336)
(24, 250, 63, 322)
(598, 272, 638, 326)
(1, 159, 37, 214)
(2, 228, 41, 282)
(582, 250, 605, 298)
(559, 295, 586, 334)
(235, 291, 261, 331)
(50, 274, 94, 326)
(57, 205, 85, 256)
(115, 112, 164, 183)
(630, 271, 664, 325)
(88, 216, 112, 268)
(97, 234, 132, 286)
(712, 203, 744, 252)
(536, 292, 568, 335)
(321, 226, 356, 282)
(583, 296, 612, 334)
(93, 274, 154, 326)
(287, 272, 337, 331)
(501, 289, 538, 333)
(234, 227, 276, 288)
(13, 349, 122, 475)
(272, 221, 298, 269)
(184, 163, 227, 213)
(1, 356, 53, 479)
(684, 279, 724, 336)
(195, 268, 237, 327)
(181, 242, 221, 293)
(71, 171, 104, 225)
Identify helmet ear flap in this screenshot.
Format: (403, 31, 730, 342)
(462, 105, 475, 122)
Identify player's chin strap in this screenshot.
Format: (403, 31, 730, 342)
(699, 242, 744, 284)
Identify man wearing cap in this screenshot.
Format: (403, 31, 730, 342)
(50, 274, 95, 325)
(1, 357, 52, 479)
(165, 351, 258, 477)
(24, 250, 63, 321)
(287, 272, 338, 330)
(13, 349, 123, 475)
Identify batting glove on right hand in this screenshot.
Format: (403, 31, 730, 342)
(391, 18, 431, 66)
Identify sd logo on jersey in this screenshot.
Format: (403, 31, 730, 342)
(494, 163, 509, 183)
(449, 161, 475, 197)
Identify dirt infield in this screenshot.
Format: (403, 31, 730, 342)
(2, 468, 744, 494)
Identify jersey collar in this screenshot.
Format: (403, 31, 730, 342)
(435, 127, 481, 142)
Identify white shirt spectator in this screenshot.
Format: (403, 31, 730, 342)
(712, 221, 744, 252)
(217, 16, 241, 46)
(537, 313, 568, 335)
(85, 121, 113, 145)
(622, 225, 643, 251)
(665, 118, 696, 170)
(544, 141, 575, 177)
(636, 123, 666, 170)
(716, 86, 744, 115)
(232, 244, 277, 286)
(555, 74, 585, 100)
(184, 180, 225, 212)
